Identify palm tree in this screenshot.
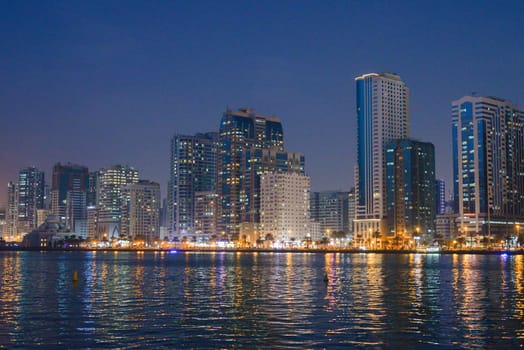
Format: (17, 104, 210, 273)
(372, 231, 381, 249)
(393, 235, 402, 249)
(356, 233, 363, 247)
(303, 236, 312, 249)
(518, 233, 524, 248)
(456, 236, 466, 248)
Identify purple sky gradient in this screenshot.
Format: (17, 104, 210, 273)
(1, 0, 523, 206)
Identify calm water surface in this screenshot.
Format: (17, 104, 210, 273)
(1, 251, 524, 348)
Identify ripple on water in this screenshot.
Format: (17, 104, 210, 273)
(0, 252, 524, 348)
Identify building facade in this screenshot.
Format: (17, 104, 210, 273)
(435, 179, 446, 215)
(310, 191, 351, 238)
(240, 148, 305, 231)
(168, 132, 218, 238)
(16, 167, 45, 233)
(386, 139, 436, 245)
(120, 180, 161, 244)
(194, 191, 219, 239)
(51, 163, 89, 235)
(218, 107, 285, 240)
(452, 96, 524, 239)
(260, 172, 310, 244)
(95, 164, 139, 239)
(6, 182, 18, 241)
(354, 72, 409, 242)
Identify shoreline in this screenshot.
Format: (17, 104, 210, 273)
(0, 247, 522, 255)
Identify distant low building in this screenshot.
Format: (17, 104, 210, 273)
(22, 215, 81, 249)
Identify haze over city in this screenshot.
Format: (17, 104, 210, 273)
(1, 0, 523, 205)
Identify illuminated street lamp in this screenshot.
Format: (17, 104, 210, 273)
(413, 226, 420, 248)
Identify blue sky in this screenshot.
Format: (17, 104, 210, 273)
(1, 0, 523, 204)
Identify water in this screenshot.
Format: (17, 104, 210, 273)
(1, 251, 523, 348)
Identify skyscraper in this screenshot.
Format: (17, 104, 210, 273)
(218, 107, 284, 240)
(386, 139, 436, 244)
(310, 191, 351, 237)
(240, 148, 305, 229)
(354, 72, 409, 241)
(6, 182, 18, 241)
(95, 164, 139, 239)
(51, 163, 89, 234)
(260, 172, 310, 244)
(194, 191, 219, 238)
(16, 167, 45, 233)
(435, 179, 446, 215)
(452, 96, 524, 238)
(120, 180, 161, 244)
(169, 132, 218, 238)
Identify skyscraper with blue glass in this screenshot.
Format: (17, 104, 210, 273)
(452, 96, 524, 238)
(354, 73, 409, 243)
(169, 132, 218, 238)
(17, 167, 45, 233)
(218, 108, 286, 240)
(386, 139, 436, 243)
(51, 162, 89, 234)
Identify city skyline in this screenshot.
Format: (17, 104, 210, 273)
(1, 1, 523, 206)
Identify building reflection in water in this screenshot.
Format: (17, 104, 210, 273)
(1, 251, 524, 348)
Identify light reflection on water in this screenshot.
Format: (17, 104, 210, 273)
(0, 251, 523, 348)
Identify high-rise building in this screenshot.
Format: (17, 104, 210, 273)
(354, 72, 409, 242)
(260, 172, 310, 244)
(347, 188, 355, 239)
(87, 171, 98, 207)
(452, 96, 524, 238)
(240, 148, 305, 230)
(86, 206, 97, 240)
(218, 107, 284, 240)
(6, 182, 18, 240)
(194, 191, 218, 238)
(16, 167, 45, 233)
(169, 132, 218, 237)
(95, 165, 139, 239)
(310, 191, 350, 237)
(51, 163, 89, 234)
(43, 184, 51, 210)
(435, 179, 446, 215)
(0, 208, 6, 238)
(120, 180, 161, 244)
(386, 139, 436, 243)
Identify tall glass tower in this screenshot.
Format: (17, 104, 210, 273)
(452, 96, 524, 238)
(17, 167, 45, 233)
(51, 163, 89, 233)
(218, 108, 284, 240)
(95, 164, 139, 239)
(354, 73, 409, 241)
(169, 132, 218, 238)
(386, 139, 436, 243)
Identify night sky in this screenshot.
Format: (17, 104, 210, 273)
(1, 1, 523, 206)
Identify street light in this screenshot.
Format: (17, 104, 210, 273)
(516, 224, 521, 248)
(413, 226, 420, 248)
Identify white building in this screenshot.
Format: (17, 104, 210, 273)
(194, 191, 218, 239)
(354, 72, 409, 240)
(95, 164, 139, 239)
(120, 180, 160, 244)
(260, 172, 310, 243)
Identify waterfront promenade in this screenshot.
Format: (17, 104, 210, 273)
(1, 245, 523, 255)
